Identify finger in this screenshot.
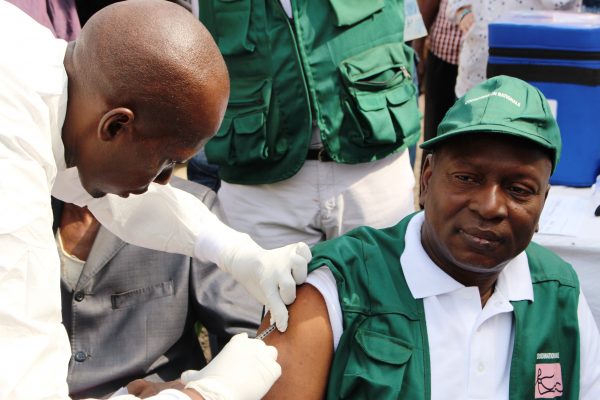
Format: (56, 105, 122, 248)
(127, 379, 149, 396)
(290, 243, 310, 284)
(263, 343, 278, 360)
(278, 272, 297, 305)
(265, 289, 289, 332)
(231, 332, 249, 343)
(290, 254, 308, 284)
(294, 242, 312, 261)
(257, 345, 282, 381)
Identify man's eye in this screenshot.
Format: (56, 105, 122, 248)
(455, 174, 474, 182)
(509, 185, 533, 196)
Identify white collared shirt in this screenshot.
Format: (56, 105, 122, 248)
(307, 211, 600, 398)
(0, 3, 241, 399)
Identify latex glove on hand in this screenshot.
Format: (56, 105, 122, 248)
(218, 237, 312, 332)
(181, 333, 281, 400)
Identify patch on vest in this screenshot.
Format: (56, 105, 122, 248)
(535, 363, 563, 398)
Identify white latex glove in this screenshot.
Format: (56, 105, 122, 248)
(217, 237, 312, 332)
(181, 333, 281, 400)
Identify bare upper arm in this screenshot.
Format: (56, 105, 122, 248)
(261, 283, 334, 400)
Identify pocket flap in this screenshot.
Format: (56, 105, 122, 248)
(386, 84, 416, 106)
(329, 0, 384, 26)
(341, 43, 411, 86)
(111, 280, 174, 309)
(233, 112, 265, 134)
(356, 330, 413, 365)
(356, 92, 386, 111)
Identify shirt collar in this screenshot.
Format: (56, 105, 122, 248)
(401, 212, 534, 302)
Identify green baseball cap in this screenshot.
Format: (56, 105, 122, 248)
(420, 75, 561, 171)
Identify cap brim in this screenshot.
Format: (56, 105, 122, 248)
(420, 124, 556, 154)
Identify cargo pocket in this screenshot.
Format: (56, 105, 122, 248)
(340, 43, 420, 147)
(328, 0, 384, 26)
(213, 0, 255, 55)
(205, 79, 272, 166)
(339, 329, 413, 399)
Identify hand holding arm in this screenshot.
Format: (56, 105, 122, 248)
(209, 237, 312, 332)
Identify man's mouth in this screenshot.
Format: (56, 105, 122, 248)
(460, 228, 502, 247)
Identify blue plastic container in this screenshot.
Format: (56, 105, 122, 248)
(488, 11, 600, 187)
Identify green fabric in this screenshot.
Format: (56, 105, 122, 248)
(199, 0, 420, 184)
(308, 213, 580, 399)
(420, 75, 562, 171)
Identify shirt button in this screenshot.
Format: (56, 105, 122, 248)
(478, 363, 485, 372)
(74, 291, 85, 302)
(74, 351, 87, 362)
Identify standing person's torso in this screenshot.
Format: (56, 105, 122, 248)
(199, 0, 421, 184)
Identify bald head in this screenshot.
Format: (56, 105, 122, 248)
(72, 0, 228, 140)
(62, 0, 229, 197)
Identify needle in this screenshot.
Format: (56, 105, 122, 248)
(256, 323, 277, 341)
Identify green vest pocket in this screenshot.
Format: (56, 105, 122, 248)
(206, 78, 275, 166)
(340, 42, 421, 148)
(339, 328, 413, 399)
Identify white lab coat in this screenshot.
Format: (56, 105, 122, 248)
(0, 2, 241, 399)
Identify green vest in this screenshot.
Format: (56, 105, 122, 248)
(308, 214, 581, 399)
(199, 0, 421, 184)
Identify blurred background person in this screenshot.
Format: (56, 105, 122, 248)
(447, 0, 582, 98)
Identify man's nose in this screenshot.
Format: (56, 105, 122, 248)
(470, 184, 508, 220)
(153, 165, 174, 185)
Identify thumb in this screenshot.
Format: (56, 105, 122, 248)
(294, 242, 312, 261)
(290, 242, 311, 284)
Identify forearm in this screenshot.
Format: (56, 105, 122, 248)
(56, 172, 248, 262)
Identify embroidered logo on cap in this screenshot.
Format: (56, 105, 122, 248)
(535, 362, 563, 398)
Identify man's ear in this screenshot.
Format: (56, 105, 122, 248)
(419, 153, 434, 209)
(98, 107, 135, 141)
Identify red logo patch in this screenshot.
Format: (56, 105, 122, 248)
(535, 363, 563, 398)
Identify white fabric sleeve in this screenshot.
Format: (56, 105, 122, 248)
(0, 160, 71, 400)
(306, 267, 344, 350)
(578, 290, 600, 399)
(445, 0, 471, 24)
(52, 167, 247, 263)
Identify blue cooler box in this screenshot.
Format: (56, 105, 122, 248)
(488, 11, 600, 187)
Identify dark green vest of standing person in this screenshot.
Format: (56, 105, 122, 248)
(308, 213, 581, 399)
(198, 0, 421, 184)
